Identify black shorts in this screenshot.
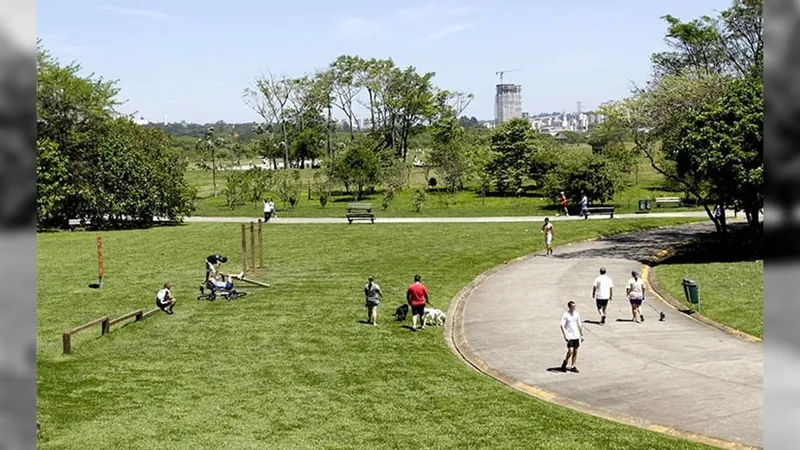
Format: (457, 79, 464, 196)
(156, 299, 171, 310)
(411, 304, 425, 317)
(630, 298, 643, 306)
(595, 299, 609, 309)
(567, 339, 580, 349)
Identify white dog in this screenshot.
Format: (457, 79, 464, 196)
(422, 307, 446, 327)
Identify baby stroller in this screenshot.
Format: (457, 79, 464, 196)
(197, 277, 247, 301)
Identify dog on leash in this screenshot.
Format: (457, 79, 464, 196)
(394, 304, 409, 321)
(422, 307, 446, 327)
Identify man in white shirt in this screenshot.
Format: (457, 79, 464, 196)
(592, 267, 614, 325)
(263, 198, 273, 222)
(579, 192, 589, 219)
(626, 269, 647, 323)
(156, 282, 176, 315)
(559, 301, 584, 373)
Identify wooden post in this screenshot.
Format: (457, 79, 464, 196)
(250, 221, 255, 271)
(241, 223, 247, 273)
(96, 236, 104, 283)
(101, 318, 110, 336)
(62, 333, 72, 354)
(258, 219, 263, 269)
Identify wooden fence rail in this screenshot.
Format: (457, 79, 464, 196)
(62, 316, 110, 354)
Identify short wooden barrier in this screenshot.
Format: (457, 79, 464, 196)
(62, 316, 110, 355)
(62, 307, 163, 354)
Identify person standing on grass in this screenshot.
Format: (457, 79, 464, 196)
(364, 275, 382, 326)
(541, 218, 555, 256)
(205, 254, 228, 282)
(407, 274, 430, 331)
(263, 198, 273, 222)
(156, 282, 176, 315)
(592, 267, 613, 325)
(626, 269, 647, 323)
(560, 301, 584, 372)
(579, 191, 589, 219)
(558, 191, 569, 216)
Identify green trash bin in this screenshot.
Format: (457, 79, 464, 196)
(638, 199, 652, 211)
(681, 278, 700, 304)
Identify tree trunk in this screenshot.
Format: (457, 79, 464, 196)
(327, 105, 332, 157)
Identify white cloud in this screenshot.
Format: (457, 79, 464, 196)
(333, 17, 382, 40)
(399, 0, 478, 22)
(98, 5, 168, 20)
(423, 22, 475, 40)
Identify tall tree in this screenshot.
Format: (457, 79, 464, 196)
(243, 71, 294, 169)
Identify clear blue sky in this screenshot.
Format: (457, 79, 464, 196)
(38, 0, 733, 124)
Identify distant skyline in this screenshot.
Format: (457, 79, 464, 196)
(39, 0, 734, 123)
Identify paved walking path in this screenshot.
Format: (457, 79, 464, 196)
(449, 223, 763, 449)
(182, 210, 725, 224)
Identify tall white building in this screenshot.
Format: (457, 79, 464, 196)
(495, 84, 523, 127)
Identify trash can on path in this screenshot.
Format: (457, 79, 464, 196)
(682, 278, 700, 305)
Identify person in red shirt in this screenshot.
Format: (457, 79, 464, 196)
(558, 191, 569, 216)
(406, 274, 430, 331)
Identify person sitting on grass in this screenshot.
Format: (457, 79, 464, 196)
(206, 271, 244, 292)
(156, 282, 176, 315)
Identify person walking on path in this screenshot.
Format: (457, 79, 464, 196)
(263, 198, 273, 222)
(579, 192, 589, 219)
(559, 301, 584, 372)
(626, 269, 647, 323)
(592, 267, 613, 325)
(406, 274, 430, 331)
(364, 275, 382, 326)
(268, 198, 278, 220)
(558, 191, 569, 216)
(541, 218, 555, 256)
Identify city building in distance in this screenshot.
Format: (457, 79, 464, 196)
(495, 84, 523, 127)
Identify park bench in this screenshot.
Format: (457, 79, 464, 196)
(655, 197, 682, 208)
(346, 203, 375, 224)
(586, 206, 616, 218)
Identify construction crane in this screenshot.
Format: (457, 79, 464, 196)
(495, 69, 521, 85)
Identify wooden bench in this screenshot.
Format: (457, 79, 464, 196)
(346, 203, 375, 224)
(62, 316, 110, 354)
(655, 197, 682, 208)
(586, 206, 616, 218)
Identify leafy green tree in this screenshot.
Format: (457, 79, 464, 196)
(223, 171, 250, 209)
(674, 73, 763, 233)
(485, 118, 537, 194)
(36, 138, 71, 226)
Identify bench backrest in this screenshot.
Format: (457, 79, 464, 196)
(348, 203, 373, 209)
(655, 197, 680, 202)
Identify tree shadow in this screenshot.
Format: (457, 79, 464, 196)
(654, 223, 763, 266)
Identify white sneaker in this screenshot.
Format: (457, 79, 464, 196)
(236, 271, 244, 279)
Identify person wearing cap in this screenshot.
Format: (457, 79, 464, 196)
(559, 301, 584, 372)
(592, 267, 614, 324)
(558, 191, 569, 216)
(626, 269, 647, 322)
(364, 275, 382, 326)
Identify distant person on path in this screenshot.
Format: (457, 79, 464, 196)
(263, 198, 274, 222)
(364, 275, 382, 326)
(558, 191, 569, 216)
(407, 274, 430, 331)
(592, 267, 613, 325)
(268, 198, 278, 220)
(205, 254, 228, 282)
(626, 269, 647, 323)
(156, 282, 176, 314)
(541, 218, 555, 256)
(579, 192, 589, 219)
(559, 301, 584, 372)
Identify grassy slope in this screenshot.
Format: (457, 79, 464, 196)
(38, 218, 710, 449)
(187, 155, 700, 218)
(655, 261, 764, 338)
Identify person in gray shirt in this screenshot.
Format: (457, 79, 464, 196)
(364, 275, 382, 326)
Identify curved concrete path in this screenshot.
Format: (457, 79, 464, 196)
(449, 223, 763, 449)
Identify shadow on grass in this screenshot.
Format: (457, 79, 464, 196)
(654, 222, 763, 266)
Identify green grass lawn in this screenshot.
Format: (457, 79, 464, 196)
(655, 261, 764, 339)
(187, 157, 700, 218)
(38, 218, 711, 449)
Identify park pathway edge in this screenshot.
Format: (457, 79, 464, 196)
(444, 228, 760, 450)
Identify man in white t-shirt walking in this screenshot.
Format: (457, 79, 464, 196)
(559, 301, 584, 373)
(626, 269, 647, 323)
(592, 267, 613, 325)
